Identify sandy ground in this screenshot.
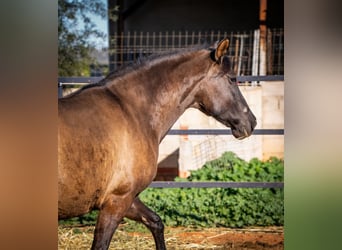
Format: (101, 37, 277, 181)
(58, 225, 283, 249)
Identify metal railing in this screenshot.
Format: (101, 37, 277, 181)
(149, 181, 283, 188)
(58, 75, 284, 98)
(109, 29, 284, 75)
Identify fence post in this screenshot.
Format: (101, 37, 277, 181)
(58, 82, 63, 98)
(178, 124, 193, 178)
(259, 0, 267, 76)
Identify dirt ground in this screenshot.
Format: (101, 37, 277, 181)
(58, 225, 283, 250)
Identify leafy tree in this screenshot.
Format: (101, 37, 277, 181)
(58, 0, 107, 76)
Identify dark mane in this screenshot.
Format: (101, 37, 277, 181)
(59, 81, 106, 99)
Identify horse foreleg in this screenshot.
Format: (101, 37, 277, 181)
(91, 196, 132, 250)
(125, 197, 166, 250)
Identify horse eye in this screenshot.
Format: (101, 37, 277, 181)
(226, 76, 236, 85)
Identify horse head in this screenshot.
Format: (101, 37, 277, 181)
(194, 38, 257, 139)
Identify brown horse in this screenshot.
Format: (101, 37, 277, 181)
(58, 38, 256, 249)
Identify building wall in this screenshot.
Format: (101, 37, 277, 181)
(262, 81, 284, 159)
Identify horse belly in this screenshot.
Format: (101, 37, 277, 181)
(58, 167, 107, 219)
(58, 137, 118, 218)
(58, 154, 158, 220)
(100, 140, 159, 200)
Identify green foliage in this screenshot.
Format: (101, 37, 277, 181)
(139, 152, 284, 228)
(59, 210, 99, 226)
(59, 152, 284, 228)
(58, 0, 107, 76)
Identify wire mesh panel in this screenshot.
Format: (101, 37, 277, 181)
(109, 29, 284, 75)
(267, 28, 284, 75)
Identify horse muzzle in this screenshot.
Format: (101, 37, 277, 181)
(231, 115, 257, 140)
(232, 127, 251, 140)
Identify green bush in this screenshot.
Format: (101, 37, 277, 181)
(60, 152, 284, 228)
(139, 152, 284, 227)
(59, 210, 99, 226)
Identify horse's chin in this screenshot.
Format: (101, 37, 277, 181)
(213, 116, 253, 140)
(231, 126, 251, 140)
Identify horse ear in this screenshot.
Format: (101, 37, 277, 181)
(214, 38, 229, 62)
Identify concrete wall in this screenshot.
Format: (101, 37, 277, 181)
(261, 81, 284, 159)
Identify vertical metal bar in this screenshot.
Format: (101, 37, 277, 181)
(252, 29, 260, 77)
(210, 30, 214, 42)
(234, 34, 239, 74)
(266, 28, 273, 75)
(112, 31, 117, 71)
(127, 31, 130, 63)
(178, 31, 182, 48)
(249, 30, 253, 75)
(152, 32, 155, 54)
(139, 31, 143, 58)
(259, 0, 268, 75)
(146, 31, 149, 56)
(120, 31, 124, 67)
(229, 32, 234, 56)
(133, 31, 137, 61)
(58, 83, 63, 98)
(237, 34, 244, 75)
(272, 29, 277, 74)
(278, 29, 283, 74)
(172, 30, 175, 49)
(223, 31, 228, 53)
(165, 31, 169, 49)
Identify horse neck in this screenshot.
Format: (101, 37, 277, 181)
(107, 50, 210, 141)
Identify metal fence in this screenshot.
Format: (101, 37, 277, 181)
(109, 29, 284, 75)
(149, 181, 283, 188)
(57, 75, 284, 98)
